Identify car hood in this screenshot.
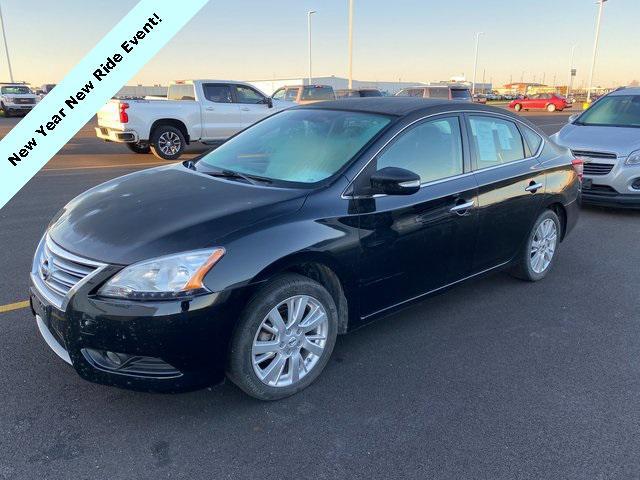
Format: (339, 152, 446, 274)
(48, 165, 308, 265)
(553, 123, 640, 157)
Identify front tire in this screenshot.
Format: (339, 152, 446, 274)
(546, 104, 556, 112)
(126, 141, 151, 154)
(227, 273, 338, 401)
(514, 103, 522, 112)
(150, 125, 186, 160)
(510, 209, 561, 282)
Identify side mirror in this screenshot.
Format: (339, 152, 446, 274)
(265, 97, 273, 108)
(370, 167, 420, 196)
(568, 113, 579, 123)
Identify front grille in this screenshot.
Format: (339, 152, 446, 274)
(583, 184, 618, 194)
(583, 162, 614, 176)
(14, 98, 35, 104)
(32, 235, 105, 310)
(571, 150, 617, 160)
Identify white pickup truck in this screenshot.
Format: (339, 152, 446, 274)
(95, 80, 293, 160)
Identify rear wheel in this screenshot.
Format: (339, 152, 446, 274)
(227, 273, 338, 400)
(150, 125, 186, 160)
(514, 103, 522, 112)
(510, 209, 561, 282)
(546, 104, 556, 112)
(126, 141, 151, 154)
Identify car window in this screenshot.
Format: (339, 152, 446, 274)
(428, 87, 449, 99)
(202, 84, 233, 103)
(360, 90, 382, 97)
(285, 88, 299, 102)
(376, 117, 464, 183)
(167, 84, 196, 101)
(199, 109, 391, 184)
(469, 116, 526, 168)
(521, 126, 543, 154)
(451, 88, 471, 100)
(576, 95, 640, 128)
(301, 86, 335, 101)
(235, 85, 265, 104)
(272, 88, 286, 101)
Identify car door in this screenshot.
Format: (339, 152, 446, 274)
(353, 115, 479, 318)
(201, 83, 243, 140)
(465, 114, 545, 272)
(234, 84, 272, 126)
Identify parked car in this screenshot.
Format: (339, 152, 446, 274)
(95, 80, 293, 160)
(551, 87, 640, 208)
(509, 93, 571, 112)
(271, 85, 336, 104)
(473, 93, 487, 104)
(395, 85, 472, 102)
(335, 88, 383, 98)
(31, 98, 580, 400)
(0, 83, 39, 116)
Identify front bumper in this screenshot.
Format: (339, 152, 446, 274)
(581, 189, 640, 208)
(29, 269, 245, 392)
(5, 104, 34, 111)
(95, 126, 139, 143)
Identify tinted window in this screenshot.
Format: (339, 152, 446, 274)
(272, 88, 286, 100)
(235, 85, 265, 104)
(199, 109, 391, 184)
(301, 86, 335, 100)
(427, 87, 449, 99)
(167, 84, 195, 101)
(396, 88, 424, 98)
(521, 126, 542, 154)
(360, 89, 382, 97)
(469, 116, 525, 168)
(377, 117, 464, 183)
(451, 88, 471, 100)
(285, 88, 299, 102)
(202, 84, 232, 103)
(576, 95, 640, 128)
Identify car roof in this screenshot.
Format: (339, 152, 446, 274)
(609, 87, 640, 96)
(296, 97, 518, 118)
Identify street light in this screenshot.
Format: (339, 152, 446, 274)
(471, 32, 484, 96)
(307, 10, 316, 85)
(0, 2, 14, 83)
(347, 0, 354, 90)
(587, 0, 607, 103)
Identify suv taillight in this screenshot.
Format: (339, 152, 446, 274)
(571, 158, 584, 181)
(119, 102, 129, 123)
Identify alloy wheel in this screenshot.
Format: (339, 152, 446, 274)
(157, 131, 182, 156)
(252, 295, 329, 388)
(530, 218, 557, 274)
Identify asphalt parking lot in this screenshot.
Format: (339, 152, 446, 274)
(2, 110, 639, 479)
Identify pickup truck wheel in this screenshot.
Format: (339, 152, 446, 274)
(2, 103, 11, 117)
(126, 141, 151, 154)
(150, 126, 185, 160)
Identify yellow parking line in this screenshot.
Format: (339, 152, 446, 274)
(0, 301, 30, 313)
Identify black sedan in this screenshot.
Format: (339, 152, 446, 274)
(30, 98, 581, 400)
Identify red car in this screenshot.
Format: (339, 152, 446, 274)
(509, 93, 571, 112)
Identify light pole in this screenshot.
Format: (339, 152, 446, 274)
(307, 10, 316, 85)
(347, 0, 354, 90)
(471, 32, 484, 96)
(587, 0, 607, 103)
(0, 2, 14, 83)
(567, 44, 577, 99)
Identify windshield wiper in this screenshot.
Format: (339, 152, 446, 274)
(205, 169, 272, 185)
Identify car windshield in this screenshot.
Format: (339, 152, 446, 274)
(576, 95, 640, 128)
(301, 86, 334, 100)
(198, 109, 392, 185)
(451, 89, 471, 100)
(1, 86, 31, 94)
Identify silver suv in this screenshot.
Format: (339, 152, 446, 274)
(552, 87, 640, 208)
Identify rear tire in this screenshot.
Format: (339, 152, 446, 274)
(227, 273, 338, 401)
(150, 125, 186, 160)
(514, 103, 522, 112)
(510, 209, 561, 282)
(126, 141, 151, 154)
(547, 104, 556, 112)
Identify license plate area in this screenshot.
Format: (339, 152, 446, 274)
(31, 290, 67, 350)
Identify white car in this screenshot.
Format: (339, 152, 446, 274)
(552, 87, 640, 208)
(0, 83, 39, 117)
(96, 80, 293, 160)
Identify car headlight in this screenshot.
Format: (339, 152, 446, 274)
(624, 149, 640, 166)
(98, 248, 225, 300)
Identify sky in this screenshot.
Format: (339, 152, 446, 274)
(1, 0, 638, 88)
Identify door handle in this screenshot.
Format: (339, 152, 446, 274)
(205, 107, 215, 111)
(240, 107, 250, 111)
(525, 181, 543, 193)
(450, 199, 475, 214)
